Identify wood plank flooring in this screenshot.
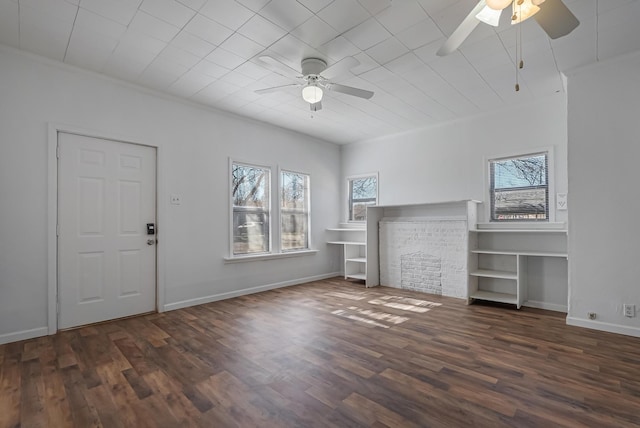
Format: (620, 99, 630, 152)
(2, 277, 640, 427)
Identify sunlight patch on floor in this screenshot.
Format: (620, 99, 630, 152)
(368, 296, 443, 313)
(324, 291, 367, 301)
(331, 309, 391, 328)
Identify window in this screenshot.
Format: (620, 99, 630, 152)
(348, 174, 378, 221)
(281, 170, 310, 251)
(489, 152, 549, 221)
(232, 162, 270, 255)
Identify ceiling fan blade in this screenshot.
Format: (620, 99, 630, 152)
(436, 0, 486, 56)
(310, 101, 322, 112)
(257, 55, 301, 79)
(322, 56, 360, 80)
(534, 0, 579, 39)
(326, 83, 374, 100)
(255, 83, 300, 95)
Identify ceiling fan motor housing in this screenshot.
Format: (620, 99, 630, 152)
(301, 58, 327, 77)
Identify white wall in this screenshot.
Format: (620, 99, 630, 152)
(566, 52, 640, 337)
(341, 94, 569, 309)
(340, 93, 568, 224)
(0, 47, 342, 344)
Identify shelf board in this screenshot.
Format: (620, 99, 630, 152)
(346, 273, 366, 280)
(327, 228, 366, 232)
(327, 241, 366, 246)
(470, 290, 518, 305)
(346, 257, 367, 263)
(472, 249, 568, 258)
(471, 229, 567, 234)
(470, 269, 517, 280)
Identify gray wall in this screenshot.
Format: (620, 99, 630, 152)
(0, 47, 342, 344)
(567, 52, 640, 336)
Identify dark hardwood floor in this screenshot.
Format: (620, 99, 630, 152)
(2, 277, 640, 427)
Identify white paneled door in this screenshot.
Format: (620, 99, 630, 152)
(58, 132, 156, 329)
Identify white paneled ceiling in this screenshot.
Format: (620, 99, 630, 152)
(1, 0, 639, 143)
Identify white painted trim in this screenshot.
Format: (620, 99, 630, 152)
(483, 146, 556, 223)
(346, 172, 379, 222)
(224, 249, 318, 263)
(0, 327, 49, 346)
(524, 300, 567, 313)
(229, 157, 273, 257)
(163, 272, 340, 311)
(566, 316, 640, 338)
(47, 125, 58, 335)
(278, 166, 312, 252)
(47, 123, 166, 334)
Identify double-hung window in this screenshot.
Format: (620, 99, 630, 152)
(280, 170, 310, 251)
(231, 162, 270, 255)
(348, 174, 378, 221)
(489, 152, 549, 221)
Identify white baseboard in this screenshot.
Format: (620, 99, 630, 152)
(0, 326, 49, 346)
(566, 316, 640, 338)
(163, 272, 341, 312)
(524, 300, 567, 313)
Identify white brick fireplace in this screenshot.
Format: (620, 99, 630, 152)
(379, 219, 468, 298)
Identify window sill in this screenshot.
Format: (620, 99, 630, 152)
(224, 249, 318, 263)
(476, 222, 566, 230)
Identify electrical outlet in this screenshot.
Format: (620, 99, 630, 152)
(170, 194, 181, 205)
(624, 304, 636, 318)
(588, 312, 597, 320)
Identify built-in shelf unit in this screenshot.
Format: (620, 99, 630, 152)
(468, 226, 568, 309)
(326, 224, 372, 284)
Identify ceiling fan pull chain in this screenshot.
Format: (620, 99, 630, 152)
(515, 0, 522, 91)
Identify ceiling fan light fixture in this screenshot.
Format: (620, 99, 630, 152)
(302, 84, 323, 104)
(476, 5, 502, 26)
(511, 0, 541, 24)
(486, 0, 512, 10)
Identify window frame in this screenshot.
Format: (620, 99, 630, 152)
(486, 149, 555, 223)
(229, 159, 272, 257)
(346, 172, 379, 222)
(279, 168, 311, 252)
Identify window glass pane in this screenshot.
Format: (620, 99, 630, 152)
(281, 172, 307, 210)
(232, 163, 270, 255)
(493, 154, 546, 189)
(349, 176, 377, 221)
(493, 188, 547, 220)
(281, 212, 308, 250)
(233, 211, 269, 254)
(490, 154, 548, 221)
(232, 164, 269, 208)
(281, 171, 309, 251)
(351, 177, 377, 200)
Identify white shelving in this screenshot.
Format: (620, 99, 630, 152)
(326, 225, 370, 284)
(468, 228, 568, 310)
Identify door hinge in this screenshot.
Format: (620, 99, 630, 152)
(56, 145, 60, 158)
(56, 224, 60, 236)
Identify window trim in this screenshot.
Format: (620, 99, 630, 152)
(229, 158, 272, 258)
(279, 167, 311, 252)
(346, 172, 379, 222)
(485, 148, 555, 223)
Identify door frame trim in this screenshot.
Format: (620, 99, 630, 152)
(47, 123, 166, 334)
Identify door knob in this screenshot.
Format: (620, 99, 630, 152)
(147, 239, 155, 245)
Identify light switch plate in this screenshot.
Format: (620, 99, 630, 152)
(556, 193, 567, 210)
(170, 194, 181, 205)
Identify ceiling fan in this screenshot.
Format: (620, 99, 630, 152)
(255, 56, 374, 112)
(437, 0, 579, 56)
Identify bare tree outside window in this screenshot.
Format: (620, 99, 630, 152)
(490, 153, 548, 221)
(232, 163, 270, 254)
(349, 175, 377, 221)
(281, 171, 309, 251)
